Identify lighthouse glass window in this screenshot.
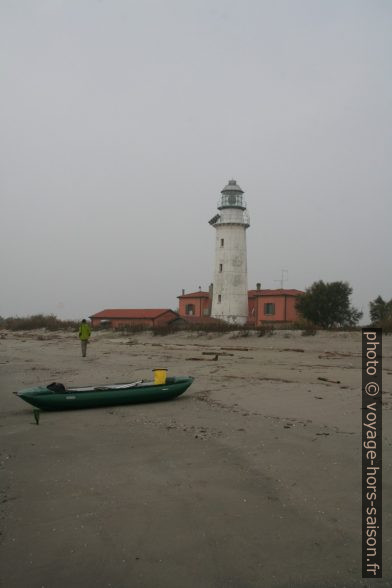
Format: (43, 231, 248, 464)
(221, 194, 243, 208)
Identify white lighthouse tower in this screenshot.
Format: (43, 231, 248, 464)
(209, 179, 250, 324)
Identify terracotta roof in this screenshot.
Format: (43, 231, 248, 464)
(90, 309, 176, 319)
(248, 289, 304, 297)
(178, 291, 210, 299)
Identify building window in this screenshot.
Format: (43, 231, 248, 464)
(219, 264, 223, 272)
(264, 303, 275, 316)
(185, 304, 195, 315)
(220, 238, 224, 247)
(218, 295, 222, 303)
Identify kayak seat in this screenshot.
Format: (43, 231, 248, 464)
(47, 382, 66, 393)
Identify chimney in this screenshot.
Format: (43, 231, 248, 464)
(256, 282, 261, 291)
(208, 283, 213, 316)
(182, 289, 185, 296)
(198, 285, 201, 292)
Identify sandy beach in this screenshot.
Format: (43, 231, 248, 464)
(0, 328, 391, 587)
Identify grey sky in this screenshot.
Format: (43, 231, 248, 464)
(1, 0, 391, 322)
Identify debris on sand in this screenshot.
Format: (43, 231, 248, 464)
(318, 351, 359, 359)
(318, 377, 341, 384)
(187, 354, 219, 361)
(202, 351, 233, 356)
(221, 346, 250, 352)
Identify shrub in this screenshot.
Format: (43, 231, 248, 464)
(188, 322, 232, 333)
(369, 296, 392, 325)
(152, 325, 177, 336)
(1, 314, 79, 331)
(301, 328, 317, 336)
(378, 317, 392, 334)
(229, 329, 250, 339)
(116, 324, 148, 334)
(256, 325, 275, 337)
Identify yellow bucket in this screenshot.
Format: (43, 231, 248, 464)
(153, 368, 167, 385)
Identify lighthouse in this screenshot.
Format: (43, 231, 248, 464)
(209, 179, 250, 324)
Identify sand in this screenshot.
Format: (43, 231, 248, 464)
(0, 328, 391, 587)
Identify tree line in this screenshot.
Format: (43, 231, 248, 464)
(295, 281, 392, 331)
(0, 284, 390, 332)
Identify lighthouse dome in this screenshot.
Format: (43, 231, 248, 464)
(221, 179, 244, 194)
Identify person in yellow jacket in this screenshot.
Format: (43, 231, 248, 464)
(79, 319, 91, 357)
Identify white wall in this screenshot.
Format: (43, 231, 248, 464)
(211, 215, 249, 324)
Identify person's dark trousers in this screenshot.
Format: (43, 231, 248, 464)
(81, 340, 87, 357)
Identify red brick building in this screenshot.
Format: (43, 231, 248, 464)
(248, 288, 304, 325)
(90, 309, 179, 329)
(178, 287, 304, 325)
(177, 291, 210, 318)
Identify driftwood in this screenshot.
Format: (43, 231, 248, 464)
(280, 348, 305, 353)
(202, 351, 234, 356)
(318, 377, 341, 384)
(318, 351, 359, 359)
(187, 354, 219, 362)
(220, 347, 249, 352)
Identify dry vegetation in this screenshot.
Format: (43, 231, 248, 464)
(1, 314, 389, 336)
(0, 314, 79, 332)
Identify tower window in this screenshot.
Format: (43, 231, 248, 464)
(220, 239, 224, 247)
(219, 264, 223, 272)
(218, 295, 222, 303)
(264, 303, 275, 316)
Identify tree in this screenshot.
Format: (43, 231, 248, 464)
(295, 280, 362, 328)
(369, 296, 392, 325)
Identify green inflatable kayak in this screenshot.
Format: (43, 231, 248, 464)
(16, 377, 194, 411)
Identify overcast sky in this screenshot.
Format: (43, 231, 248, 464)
(1, 0, 391, 322)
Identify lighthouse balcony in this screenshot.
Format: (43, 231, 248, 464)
(210, 209, 250, 227)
